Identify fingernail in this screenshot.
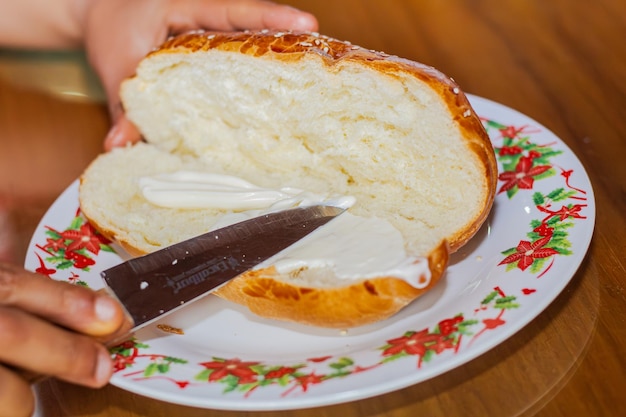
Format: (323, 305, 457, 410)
(103, 122, 122, 150)
(287, 8, 317, 31)
(95, 348, 113, 386)
(95, 295, 119, 322)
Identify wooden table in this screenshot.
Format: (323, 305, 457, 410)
(1, 0, 624, 415)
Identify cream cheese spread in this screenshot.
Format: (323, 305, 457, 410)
(138, 171, 431, 289)
(138, 171, 325, 211)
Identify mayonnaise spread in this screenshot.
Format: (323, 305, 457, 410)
(138, 171, 336, 211)
(138, 171, 431, 289)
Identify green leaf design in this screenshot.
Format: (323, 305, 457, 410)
(458, 319, 479, 335)
(481, 291, 499, 305)
(534, 168, 557, 181)
(222, 375, 241, 392)
(157, 363, 170, 373)
(100, 244, 116, 253)
(250, 364, 268, 375)
(506, 187, 519, 199)
(533, 192, 546, 206)
(329, 357, 354, 369)
(495, 296, 520, 309)
(144, 363, 159, 377)
(529, 258, 550, 274)
(69, 216, 84, 230)
(485, 120, 507, 130)
(381, 353, 407, 364)
(546, 188, 576, 202)
(236, 382, 258, 393)
(421, 349, 435, 363)
(195, 369, 211, 382)
(55, 260, 74, 270)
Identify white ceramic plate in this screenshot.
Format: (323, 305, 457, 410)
(25, 95, 595, 410)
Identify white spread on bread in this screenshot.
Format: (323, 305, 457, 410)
(138, 170, 431, 289)
(138, 170, 355, 211)
(264, 213, 432, 289)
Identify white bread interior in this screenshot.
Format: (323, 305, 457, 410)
(79, 31, 496, 328)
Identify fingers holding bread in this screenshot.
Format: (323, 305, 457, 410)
(80, 30, 496, 328)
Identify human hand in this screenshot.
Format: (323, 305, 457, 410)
(79, 0, 318, 151)
(0, 263, 125, 417)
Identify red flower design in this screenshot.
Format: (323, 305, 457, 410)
(482, 318, 506, 330)
(533, 223, 554, 237)
(497, 124, 540, 139)
(499, 236, 560, 271)
(174, 380, 190, 388)
(43, 237, 66, 252)
(64, 250, 96, 269)
(117, 340, 137, 350)
(67, 272, 80, 283)
(294, 373, 325, 392)
(498, 156, 551, 194)
(60, 223, 106, 255)
(499, 125, 524, 139)
(499, 145, 523, 156)
(308, 356, 332, 363)
(561, 169, 587, 194)
(429, 336, 457, 354)
(34, 253, 56, 276)
(200, 358, 260, 384)
(383, 329, 440, 357)
(265, 367, 297, 380)
(538, 204, 587, 222)
(113, 353, 136, 371)
(498, 156, 552, 193)
(438, 316, 463, 336)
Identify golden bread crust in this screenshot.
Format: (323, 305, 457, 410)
(212, 240, 449, 328)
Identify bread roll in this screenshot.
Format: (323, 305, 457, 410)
(79, 30, 496, 328)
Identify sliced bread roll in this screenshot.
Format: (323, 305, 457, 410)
(79, 30, 497, 328)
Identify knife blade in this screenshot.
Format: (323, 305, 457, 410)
(99, 204, 345, 344)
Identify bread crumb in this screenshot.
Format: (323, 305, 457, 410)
(157, 324, 184, 335)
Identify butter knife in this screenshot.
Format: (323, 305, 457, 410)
(100, 204, 345, 345)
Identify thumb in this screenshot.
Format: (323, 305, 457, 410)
(82, 0, 164, 151)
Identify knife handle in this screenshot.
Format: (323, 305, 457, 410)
(16, 288, 136, 385)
